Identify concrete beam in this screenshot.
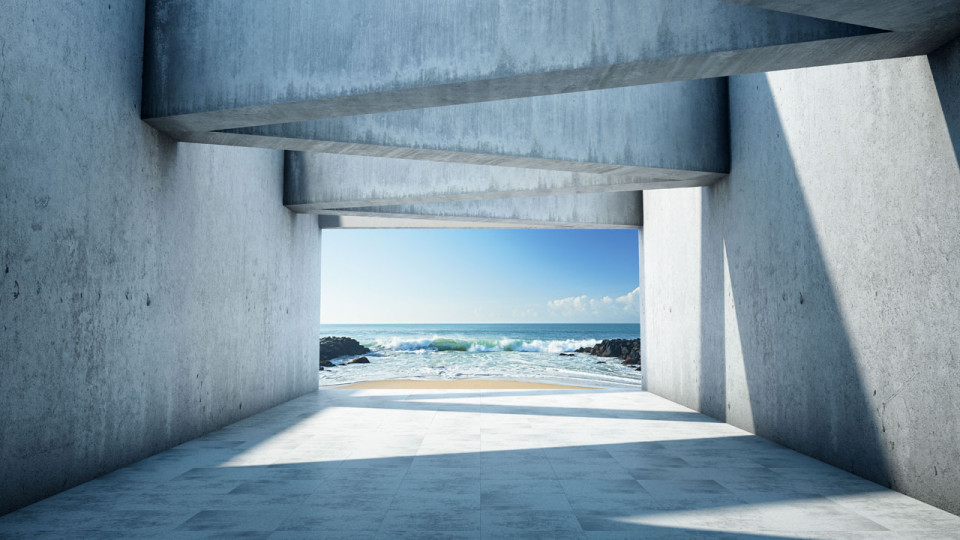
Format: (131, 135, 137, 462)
(143, 0, 913, 134)
(720, 0, 960, 34)
(209, 80, 731, 177)
(284, 151, 719, 211)
(318, 215, 562, 229)
(317, 192, 643, 229)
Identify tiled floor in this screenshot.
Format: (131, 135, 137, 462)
(2, 386, 958, 538)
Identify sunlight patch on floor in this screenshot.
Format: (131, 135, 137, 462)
(2, 386, 956, 537)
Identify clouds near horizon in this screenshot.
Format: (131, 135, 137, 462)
(546, 287, 641, 321)
(321, 229, 640, 324)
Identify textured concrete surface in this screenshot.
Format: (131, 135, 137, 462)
(143, 0, 897, 133)
(723, 0, 960, 33)
(643, 55, 960, 514)
(317, 215, 578, 230)
(930, 37, 960, 172)
(227, 80, 730, 179)
(318, 192, 642, 229)
(6, 0, 960, 524)
(285, 152, 714, 211)
(0, 0, 321, 516)
(4, 387, 959, 538)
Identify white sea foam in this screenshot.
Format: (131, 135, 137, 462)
(373, 336, 599, 353)
(318, 324, 643, 388)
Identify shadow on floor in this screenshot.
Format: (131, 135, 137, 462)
(2, 386, 942, 538)
(339, 391, 717, 422)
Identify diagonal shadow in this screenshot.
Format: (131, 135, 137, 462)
(929, 35, 960, 170)
(0, 412, 893, 538)
(709, 73, 891, 488)
(340, 393, 717, 422)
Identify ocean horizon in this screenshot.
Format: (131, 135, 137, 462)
(317, 322, 642, 387)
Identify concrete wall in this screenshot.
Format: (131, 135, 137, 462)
(0, 1, 321, 515)
(644, 49, 960, 513)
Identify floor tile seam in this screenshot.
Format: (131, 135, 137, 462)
(536, 432, 581, 526)
(407, 406, 439, 458)
(753, 459, 912, 531)
(154, 490, 304, 533)
(478, 387, 493, 538)
(629, 491, 893, 534)
(805, 492, 914, 533)
(373, 407, 436, 538)
(821, 492, 960, 530)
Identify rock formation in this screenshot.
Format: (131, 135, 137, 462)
(319, 336, 370, 369)
(576, 339, 641, 366)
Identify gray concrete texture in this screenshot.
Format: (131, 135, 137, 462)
(316, 214, 583, 229)
(143, 0, 892, 133)
(317, 191, 643, 229)
(4, 388, 960, 537)
(0, 0, 322, 516)
(285, 151, 711, 211)
(723, 0, 960, 33)
(227, 80, 730, 179)
(642, 52, 960, 514)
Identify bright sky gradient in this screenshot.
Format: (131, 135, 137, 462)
(321, 229, 640, 324)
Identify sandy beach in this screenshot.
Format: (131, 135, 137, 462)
(338, 379, 595, 390)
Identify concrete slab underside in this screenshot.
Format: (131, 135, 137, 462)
(1, 388, 957, 539)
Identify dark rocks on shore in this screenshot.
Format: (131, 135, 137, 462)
(576, 338, 641, 366)
(319, 336, 370, 369)
(348, 356, 370, 364)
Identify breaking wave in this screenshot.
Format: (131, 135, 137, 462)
(373, 336, 598, 354)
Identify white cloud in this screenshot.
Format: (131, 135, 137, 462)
(614, 287, 641, 310)
(546, 287, 641, 321)
(547, 295, 588, 313)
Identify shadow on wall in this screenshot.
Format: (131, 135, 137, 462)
(930, 36, 960, 168)
(699, 174, 726, 422)
(696, 75, 892, 488)
(695, 79, 729, 422)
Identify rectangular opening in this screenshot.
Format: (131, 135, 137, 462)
(317, 229, 643, 388)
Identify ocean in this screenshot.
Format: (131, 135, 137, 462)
(317, 323, 642, 388)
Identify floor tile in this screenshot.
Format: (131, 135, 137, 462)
(1, 387, 957, 538)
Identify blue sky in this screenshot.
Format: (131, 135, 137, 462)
(321, 229, 640, 324)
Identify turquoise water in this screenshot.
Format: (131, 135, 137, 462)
(317, 323, 642, 387)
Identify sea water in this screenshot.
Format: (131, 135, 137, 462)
(317, 323, 642, 388)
